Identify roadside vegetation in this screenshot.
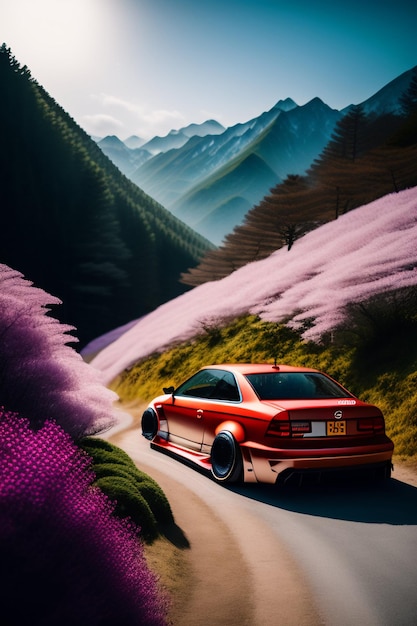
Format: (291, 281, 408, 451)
(0, 265, 170, 624)
(79, 436, 174, 542)
(113, 286, 417, 463)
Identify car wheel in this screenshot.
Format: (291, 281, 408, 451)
(211, 431, 243, 483)
(141, 408, 158, 440)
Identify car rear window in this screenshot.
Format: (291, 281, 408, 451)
(245, 372, 352, 400)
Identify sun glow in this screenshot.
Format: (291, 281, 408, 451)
(0, 0, 152, 135)
(0, 0, 114, 81)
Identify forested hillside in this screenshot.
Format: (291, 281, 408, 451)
(0, 45, 213, 346)
(181, 69, 417, 287)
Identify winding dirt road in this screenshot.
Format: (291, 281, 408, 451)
(107, 404, 417, 626)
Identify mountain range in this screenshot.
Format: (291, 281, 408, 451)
(97, 68, 414, 244)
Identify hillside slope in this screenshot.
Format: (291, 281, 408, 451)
(175, 152, 279, 242)
(89, 186, 417, 383)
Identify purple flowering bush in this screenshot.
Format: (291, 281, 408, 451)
(0, 409, 168, 625)
(0, 264, 117, 439)
(0, 264, 169, 624)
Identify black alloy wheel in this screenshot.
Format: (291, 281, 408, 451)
(211, 431, 243, 483)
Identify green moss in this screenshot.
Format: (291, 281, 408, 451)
(79, 437, 174, 541)
(92, 462, 140, 483)
(80, 437, 137, 469)
(94, 476, 158, 541)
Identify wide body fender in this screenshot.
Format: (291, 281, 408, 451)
(214, 420, 245, 442)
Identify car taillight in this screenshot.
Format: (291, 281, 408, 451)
(266, 420, 291, 437)
(291, 421, 311, 435)
(266, 419, 312, 437)
(357, 416, 385, 433)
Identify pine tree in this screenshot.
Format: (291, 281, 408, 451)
(399, 67, 417, 116)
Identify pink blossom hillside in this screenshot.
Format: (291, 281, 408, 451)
(90, 187, 417, 384)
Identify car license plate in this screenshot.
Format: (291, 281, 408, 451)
(326, 420, 346, 436)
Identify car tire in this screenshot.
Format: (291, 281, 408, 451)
(141, 408, 158, 441)
(211, 431, 243, 483)
(380, 462, 392, 480)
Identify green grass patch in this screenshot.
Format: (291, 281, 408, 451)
(113, 315, 355, 401)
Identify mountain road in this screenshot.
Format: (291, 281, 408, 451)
(107, 405, 417, 626)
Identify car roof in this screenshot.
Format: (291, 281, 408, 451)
(201, 363, 320, 375)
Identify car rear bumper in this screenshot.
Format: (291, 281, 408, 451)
(241, 441, 394, 484)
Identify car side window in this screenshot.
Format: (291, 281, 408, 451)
(211, 371, 240, 401)
(175, 369, 240, 401)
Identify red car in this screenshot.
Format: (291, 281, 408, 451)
(141, 364, 394, 485)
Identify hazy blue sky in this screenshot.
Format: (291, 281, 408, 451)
(1, 0, 415, 139)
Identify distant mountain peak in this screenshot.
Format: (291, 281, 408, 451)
(273, 97, 298, 112)
(177, 119, 225, 138)
(98, 135, 126, 147)
(139, 119, 226, 156)
(301, 96, 335, 111)
(124, 135, 145, 149)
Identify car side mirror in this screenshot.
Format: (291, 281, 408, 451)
(163, 386, 175, 395)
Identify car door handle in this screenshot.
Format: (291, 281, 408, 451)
(196, 409, 203, 419)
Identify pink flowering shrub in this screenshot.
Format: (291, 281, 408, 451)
(0, 409, 168, 625)
(0, 264, 117, 439)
